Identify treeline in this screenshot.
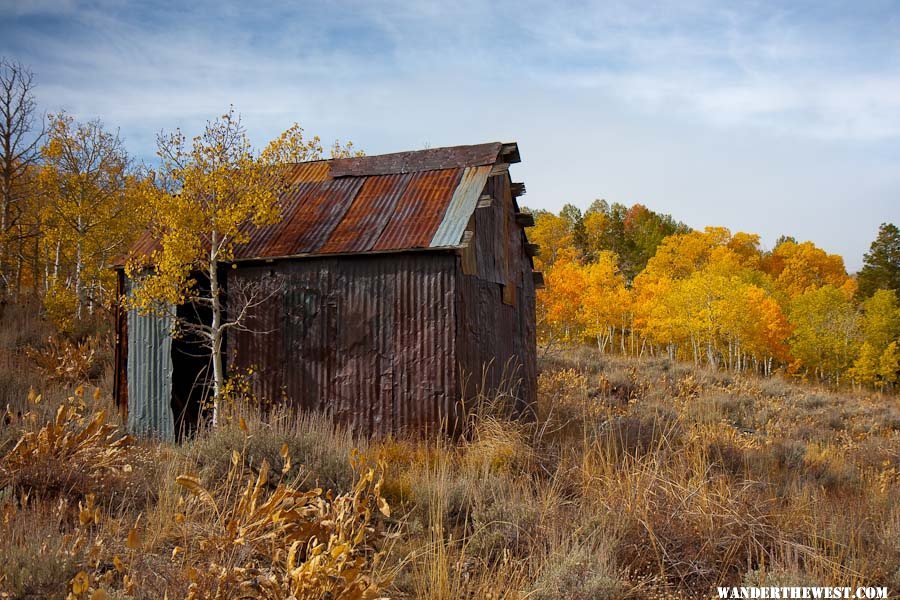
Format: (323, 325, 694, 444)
(0, 59, 346, 335)
(0, 58, 146, 330)
(530, 200, 900, 388)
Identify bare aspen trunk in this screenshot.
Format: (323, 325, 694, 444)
(0, 181, 7, 291)
(74, 238, 83, 317)
(53, 238, 60, 284)
(32, 227, 40, 297)
(209, 230, 224, 426)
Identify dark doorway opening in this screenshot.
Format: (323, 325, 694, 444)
(170, 273, 215, 441)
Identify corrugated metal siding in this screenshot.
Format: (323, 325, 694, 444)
(286, 161, 331, 184)
(373, 169, 462, 251)
(115, 143, 507, 266)
(273, 177, 365, 255)
(237, 182, 320, 259)
(125, 279, 175, 440)
(227, 254, 458, 437)
(319, 174, 411, 254)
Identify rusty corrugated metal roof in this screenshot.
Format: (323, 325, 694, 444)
(118, 142, 515, 266)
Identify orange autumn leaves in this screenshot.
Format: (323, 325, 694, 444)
(535, 222, 891, 381)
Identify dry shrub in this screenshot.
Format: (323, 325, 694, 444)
(530, 542, 629, 600)
(0, 500, 85, 598)
(169, 447, 391, 599)
(463, 416, 534, 475)
(26, 335, 100, 384)
(190, 406, 362, 494)
(406, 457, 530, 600)
(535, 368, 594, 441)
(0, 389, 132, 500)
(578, 421, 785, 592)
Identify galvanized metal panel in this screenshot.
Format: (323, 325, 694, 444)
(373, 169, 462, 251)
(125, 278, 174, 441)
(429, 166, 491, 248)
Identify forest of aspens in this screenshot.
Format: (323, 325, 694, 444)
(1, 58, 899, 599)
(531, 202, 900, 388)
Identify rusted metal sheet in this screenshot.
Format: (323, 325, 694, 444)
(272, 177, 365, 255)
(227, 253, 459, 437)
(120, 144, 513, 266)
(429, 166, 491, 248)
(373, 169, 462, 251)
(235, 183, 311, 260)
(285, 161, 331, 184)
(113, 229, 160, 267)
(318, 174, 411, 254)
(330, 143, 501, 177)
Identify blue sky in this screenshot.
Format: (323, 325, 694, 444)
(2, 0, 899, 270)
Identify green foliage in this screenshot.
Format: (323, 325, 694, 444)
(858, 222, 900, 298)
(583, 199, 690, 280)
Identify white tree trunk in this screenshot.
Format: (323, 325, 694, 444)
(209, 230, 224, 426)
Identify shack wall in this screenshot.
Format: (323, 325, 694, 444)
(456, 174, 537, 415)
(124, 287, 175, 440)
(227, 253, 460, 437)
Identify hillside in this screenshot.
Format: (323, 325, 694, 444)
(1, 302, 898, 599)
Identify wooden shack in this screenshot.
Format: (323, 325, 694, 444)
(113, 142, 540, 439)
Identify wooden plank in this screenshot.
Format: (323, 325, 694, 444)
(500, 143, 521, 164)
(490, 162, 508, 176)
(515, 211, 534, 227)
(532, 271, 545, 289)
(460, 231, 477, 275)
(502, 281, 517, 306)
(510, 182, 526, 197)
(525, 243, 540, 257)
(476, 194, 493, 209)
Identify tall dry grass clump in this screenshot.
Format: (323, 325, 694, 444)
(0, 294, 898, 599)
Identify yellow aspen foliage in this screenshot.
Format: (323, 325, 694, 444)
(580, 251, 630, 352)
(538, 249, 585, 342)
(849, 342, 879, 386)
(788, 285, 859, 381)
(534, 204, 882, 384)
(860, 289, 900, 354)
(530, 211, 575, 270)
(878, 341, 900, 386)
(762, 239, 851, 298)
(38, 113, 145, 318)
(641, 227, 743, 282)
(126, 107, 356, 415)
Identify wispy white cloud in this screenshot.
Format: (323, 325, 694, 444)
(0, 0, 898, 268)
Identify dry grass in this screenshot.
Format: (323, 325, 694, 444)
(1, 303, 899, 598)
